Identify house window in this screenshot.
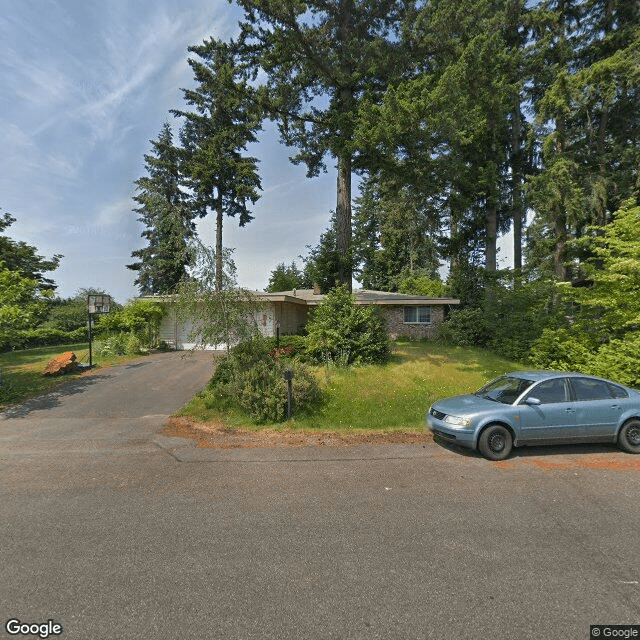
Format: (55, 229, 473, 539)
(403, 306, 431, 324)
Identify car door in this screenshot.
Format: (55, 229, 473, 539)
(568, 377, 623, 441)
(518, 377, 576, 443)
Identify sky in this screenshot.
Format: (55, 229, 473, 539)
(0, 0, 339, 304)
(1, 1, 514, 305)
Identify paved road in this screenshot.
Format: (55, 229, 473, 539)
(1, 353, 639, 640)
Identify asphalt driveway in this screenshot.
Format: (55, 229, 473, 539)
(1, 352, 639, 640)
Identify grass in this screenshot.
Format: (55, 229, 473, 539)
(176, 340, 526, 433)
(0, 343, 150, 409)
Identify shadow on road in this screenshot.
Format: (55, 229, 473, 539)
(432, 435, 619, 460)
(1, 373, 112, 419)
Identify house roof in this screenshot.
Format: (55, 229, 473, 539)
(257, 289, 460, 306)
(141, 289, 460, 307)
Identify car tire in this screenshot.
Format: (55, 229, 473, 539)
(618, 419, 640, 454)
(478, 424, 513, 461)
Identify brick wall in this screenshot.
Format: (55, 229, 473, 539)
(379, 305, 445, 339)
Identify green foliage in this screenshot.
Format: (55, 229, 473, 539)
(10, 327, 87, 351)
(94, 332, 144, 358)
(566, 200, 640, 340)
(265, 261, 304, 292)
(0, 211, 61, 291)
(437, 308, 491, 349)
(398, 274, 448, 297)
(529, 328, 594, 372)
(204, 337, 322, 423)
(300, 215, 340, 293)
(588, 333, 640, 389)
(305, 285, 391, 366)
(128, 123, 195, 295)
(0, 261, 50, 351)
(353, 180, 442, 291)
(98, 299, 165, 348)
(175, 38, 262, 292)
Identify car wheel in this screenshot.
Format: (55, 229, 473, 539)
(618, 419, 640, 454)
(478, 424, 513, 461)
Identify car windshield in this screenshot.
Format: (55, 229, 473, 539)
(475, 376, 535, 405)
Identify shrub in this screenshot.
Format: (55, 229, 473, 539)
(205, 336, 322, 423)
(305, 285, 391, 366)
(6, 326, 88, 351)
(588, 332, 640, 388)
(528, 328, 594, 371)
(438, 307, 491, 348)
(94, 333, 129, 357)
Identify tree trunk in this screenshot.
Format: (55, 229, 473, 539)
(511, 93, 523, 277)
(215, 195, 223, 292)
(485, 201, 497, 272)
(336, 153, 352, 291)
(554, 210, 568, 281)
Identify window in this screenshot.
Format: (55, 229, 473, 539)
(404, 306, 431, 324)
(477, 376, 534, 405)
(525, 378, 569, 404)
(607, 382, 628, 399)
(570, 377, 614, 401)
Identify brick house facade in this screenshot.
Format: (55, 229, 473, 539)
(151, 289, 459, 349)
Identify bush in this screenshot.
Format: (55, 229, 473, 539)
(305, 285, 391, 366)
(528, 328, 595, 371)
(5, 326, 88, 351)
(205, 336, 322, 423)
(438, 307, 491, 348)
(94, 333, 128, 357)
(588, 332, 640, 388)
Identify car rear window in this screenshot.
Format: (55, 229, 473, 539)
(570, 377, 613, 401)
(607, 382, 629, 399)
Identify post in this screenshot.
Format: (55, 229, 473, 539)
(283, 368, 293, 420)
(88, 312, 93, 368)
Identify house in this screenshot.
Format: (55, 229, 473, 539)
(154, 289, 460, 350)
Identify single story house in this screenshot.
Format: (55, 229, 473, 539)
(153, 288, 460, 350)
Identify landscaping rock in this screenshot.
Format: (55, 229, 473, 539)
(43, 351, 78, 376)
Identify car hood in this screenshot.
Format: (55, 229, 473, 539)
(432, 394, 508, 416)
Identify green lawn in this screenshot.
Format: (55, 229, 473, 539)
(0, 343, 149, 409)
(177, 340, 526, 433)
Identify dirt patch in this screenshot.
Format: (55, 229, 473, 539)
(163, 417, 434, 449)
(525, 455, 640, 472)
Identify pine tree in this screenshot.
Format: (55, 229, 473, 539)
(234, 0, 405, 289)
(128, 124, 195, 295)
(173, 38, 262, 292)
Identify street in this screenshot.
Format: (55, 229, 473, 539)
(1, 353, 639, 639)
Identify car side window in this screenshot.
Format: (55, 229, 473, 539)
(525, 378, 568, 404)
(607, 382, 628, 399)
(570, 377, 612, 401)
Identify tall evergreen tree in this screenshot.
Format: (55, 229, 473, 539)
(174, 38, 262, 292)
(128, 123, 195, 295)
(526, 0, 640, 280)
(234, 0, 405, 289)
(353, 178, 440, 291)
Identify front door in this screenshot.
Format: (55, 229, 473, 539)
(519, 377, 576, 443)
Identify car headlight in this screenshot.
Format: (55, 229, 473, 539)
(444, 415, 473, 428)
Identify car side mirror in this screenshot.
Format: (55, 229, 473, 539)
(524, 396, 541, 406)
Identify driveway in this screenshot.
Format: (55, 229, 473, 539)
(1, 353, 639, 640)
(0, 350, 215, 457)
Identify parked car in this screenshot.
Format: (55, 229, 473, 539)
(427, 371, 640, 460)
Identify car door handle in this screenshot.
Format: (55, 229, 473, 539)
(565, 408, 575, 413)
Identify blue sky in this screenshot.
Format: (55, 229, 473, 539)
(0, 0, 337, 303)
(1, 1, 515, 304)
